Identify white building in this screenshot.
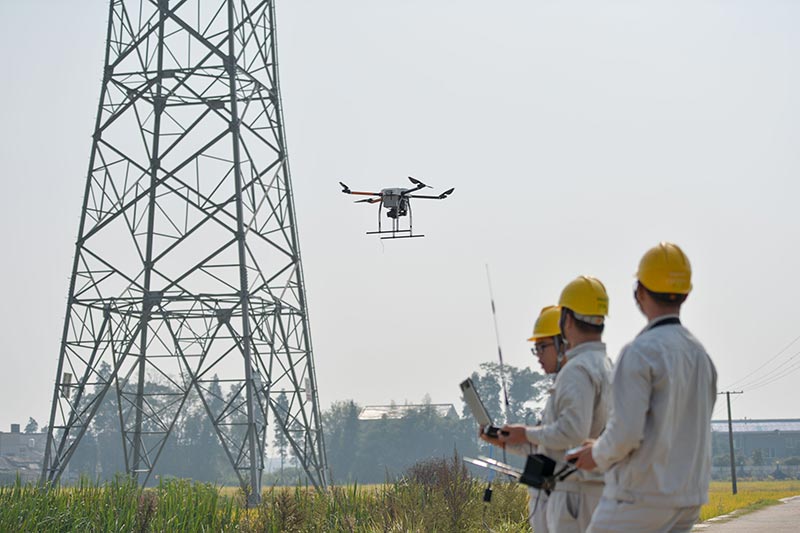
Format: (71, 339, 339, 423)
(0, 424, 46, 483)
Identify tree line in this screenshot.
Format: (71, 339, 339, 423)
(24, 362, 548, 485)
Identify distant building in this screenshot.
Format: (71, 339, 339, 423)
(358, 404, 458, 421)
(0, 424, 46, 483)
(711, 419, 800, 462)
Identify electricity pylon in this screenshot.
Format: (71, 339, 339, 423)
(41, 0, 327, 503)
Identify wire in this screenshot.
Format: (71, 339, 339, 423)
(711, 401, 728, 420)
(481, 445, 497, 533)
(527, 489, 543, 526)
(741, 357, 800, 392)
(481, 504, 494, 533)
(735, 349, 800, 391)
(723, 333, 800, 390)
(487, 443, 496, 484)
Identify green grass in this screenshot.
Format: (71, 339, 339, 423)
(0, 476, 240, 532)
(5, 471, 798, 531)
(0, 455, 530, 532)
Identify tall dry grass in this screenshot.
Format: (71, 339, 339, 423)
(4, 468, 798, 531)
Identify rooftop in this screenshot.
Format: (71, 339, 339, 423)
(358, 404, 457, 421)
(710, 419, 800, 433)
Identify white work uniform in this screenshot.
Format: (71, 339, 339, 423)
(589, 315, 717, 533)
(528, 479, 549, 533)
(506, 394, 551, 531)
(525, 341, 612, 533)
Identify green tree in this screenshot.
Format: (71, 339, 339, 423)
(470, 366, 502, 423)
(24, 417, 39, 433)
(322, 400, 361, 482)
(752, 448, 765, 466)
(319, 398, 484, 484)
(463, 362, 547, 425)
(506, 365, 547, 422)
(713, 453, 731, 467)
(91, 361, 124, 480)
(272, 392, 290, 479)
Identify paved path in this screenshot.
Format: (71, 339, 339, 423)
(693, 496, 800, 532)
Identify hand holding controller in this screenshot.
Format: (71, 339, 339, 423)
(483, 425, 510, 438)
(564, 445, 585, 464)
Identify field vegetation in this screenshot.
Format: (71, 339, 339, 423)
(3, 461, 799, 532)
(35, 362, 544, 487)
(700, 479, 800, 521)
(0, 455, 529, 532)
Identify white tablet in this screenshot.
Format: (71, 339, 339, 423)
(460, 377, 493, 427)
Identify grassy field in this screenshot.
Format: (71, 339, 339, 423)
(2, 471, 799, 532)
(700, 480, 800, 521)
(0, 456, 530, 532)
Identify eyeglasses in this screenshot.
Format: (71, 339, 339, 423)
(531, 342, 554, 357)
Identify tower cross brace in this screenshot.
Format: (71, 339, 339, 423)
(42, 0, 327, 503)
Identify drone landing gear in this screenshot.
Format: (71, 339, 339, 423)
(369, 199, 424, 239)
(366, 230, 424, 240)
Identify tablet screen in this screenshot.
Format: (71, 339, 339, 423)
(460, 378, 493, 427)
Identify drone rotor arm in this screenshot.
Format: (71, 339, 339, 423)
(406, 188, 454, 200)
(402, 176, 431, 195)
(406, 186, 453, 200)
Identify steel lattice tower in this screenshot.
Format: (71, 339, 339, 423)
(42, 0, 327, 502)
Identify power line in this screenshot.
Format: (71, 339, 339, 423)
(734, 348, 800, 391)
(723, 333, 800, 390)
(741, 357, 800, 392)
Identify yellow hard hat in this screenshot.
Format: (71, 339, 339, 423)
(558, 276, 609, 323)
(637, 242, 692, 295)
(527, 305, 561, 342)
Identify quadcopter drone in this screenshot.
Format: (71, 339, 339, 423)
(339, 177, 454, 239)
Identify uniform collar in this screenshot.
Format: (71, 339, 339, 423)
(640, 313, 681, 335)
(565, 340, 606, 359)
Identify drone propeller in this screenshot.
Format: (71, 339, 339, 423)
(339, 181, 351, 194)
(406, 187, 455, 200)
(355, 198, 381, 204)
(408, 176, 431, 188)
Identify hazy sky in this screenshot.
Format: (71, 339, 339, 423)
(2, 1, 800, 433)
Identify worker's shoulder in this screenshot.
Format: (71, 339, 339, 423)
(634, 320, 690, 344)
(562, 348, 611, 381)
(629, 323, 710, 359)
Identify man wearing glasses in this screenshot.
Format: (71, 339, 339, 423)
(482, 276, 613, 532)
(504, 304, 562, 533)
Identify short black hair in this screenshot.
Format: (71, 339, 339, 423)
(564, 308, 605, 335)
(640, 282, 687, 305)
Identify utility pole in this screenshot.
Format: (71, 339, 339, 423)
(719, 391, 743, 494)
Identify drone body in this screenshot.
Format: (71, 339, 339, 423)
(339, 177, 454, 239)
(378, 189, 409, 218)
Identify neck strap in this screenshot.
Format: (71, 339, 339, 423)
(648, 316, 681, 331)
